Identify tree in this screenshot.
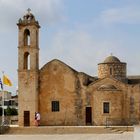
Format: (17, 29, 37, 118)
(5, 107, 18, 116)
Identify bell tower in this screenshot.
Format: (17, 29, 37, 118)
(17, 9, 40, 126)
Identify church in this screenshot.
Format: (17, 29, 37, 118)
(17, 10, 140, 126)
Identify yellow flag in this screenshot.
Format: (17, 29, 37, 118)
(3, 75, 12, 86)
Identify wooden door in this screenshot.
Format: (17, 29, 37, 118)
(24, 111, 30, 126)
(86, 107, 92, 125)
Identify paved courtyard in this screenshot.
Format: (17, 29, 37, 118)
(0, 132, 133, 140)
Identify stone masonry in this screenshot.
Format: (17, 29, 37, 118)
(18, 10, 140, 127)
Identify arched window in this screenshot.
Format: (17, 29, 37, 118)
(24, 29, 30, 46)
(36, 30, 38, 46)
(110, 67, 112, 75)
(36, 53, 38, 69)
(24, 52, 30, 70)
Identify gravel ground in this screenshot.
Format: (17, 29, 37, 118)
(0, 132, 133, 140)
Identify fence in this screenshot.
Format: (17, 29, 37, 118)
(0, 116, 10, 134)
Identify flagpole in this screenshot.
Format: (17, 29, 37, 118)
(2, 71, 4, 124)
(1, 72, 12, 125)
(2, 85, 4, 124)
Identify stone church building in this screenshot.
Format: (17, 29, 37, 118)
(17, 10, 140, 126)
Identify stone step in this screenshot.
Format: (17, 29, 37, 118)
(105, 126, 134, 134)
(7, 126, 134, 135)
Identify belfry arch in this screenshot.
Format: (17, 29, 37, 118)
(24, 29, 30, 46)
(23, 52, 30, 70)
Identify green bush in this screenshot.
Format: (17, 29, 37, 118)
(5, 107, 18, 116)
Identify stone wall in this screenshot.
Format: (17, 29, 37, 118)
(18, 71, 38, 126)
(98, 63, 126, 81)
(39, 60, 140, 126)
(87, 77, 130, 125)
(39, 60, 80, 126)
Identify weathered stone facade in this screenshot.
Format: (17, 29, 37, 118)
(17, 10, 39, 126)
(98, 56, 126, 81)
(18, 11, 140, 126)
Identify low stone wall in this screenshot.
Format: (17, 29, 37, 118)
(10, 116, 18, 125)
(8, 126, 134, 134)
(0, 116, 18, 125)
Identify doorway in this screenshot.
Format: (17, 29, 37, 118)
(24, 111, 30, 126)
(86, 107, 92, 125)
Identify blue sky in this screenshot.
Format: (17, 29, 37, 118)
(0, 0, 140, 94)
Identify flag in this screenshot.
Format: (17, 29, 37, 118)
(0, 78, 3, 90)
(3, 75, 12, 86)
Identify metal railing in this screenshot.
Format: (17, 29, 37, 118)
(0, 117, 10, 134)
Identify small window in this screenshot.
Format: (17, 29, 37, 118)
(52, 101, 59, 112)
(103, 102, 110, 113)
(4, 101, 9, 106)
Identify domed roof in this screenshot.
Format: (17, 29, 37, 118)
(103, 55, 120, 63)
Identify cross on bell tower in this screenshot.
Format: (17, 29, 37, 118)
(27, 8, 31, 13)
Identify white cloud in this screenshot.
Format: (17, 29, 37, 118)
(100, 6, 140, 24)
(40, 23, 140, 76)
(0, 1, 140, 94)
(0, 0, 64, 94)
(40, 29, 122, 76)
(0, 0, 64, 32)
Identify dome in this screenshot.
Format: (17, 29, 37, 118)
(103, 55, 120, 63)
